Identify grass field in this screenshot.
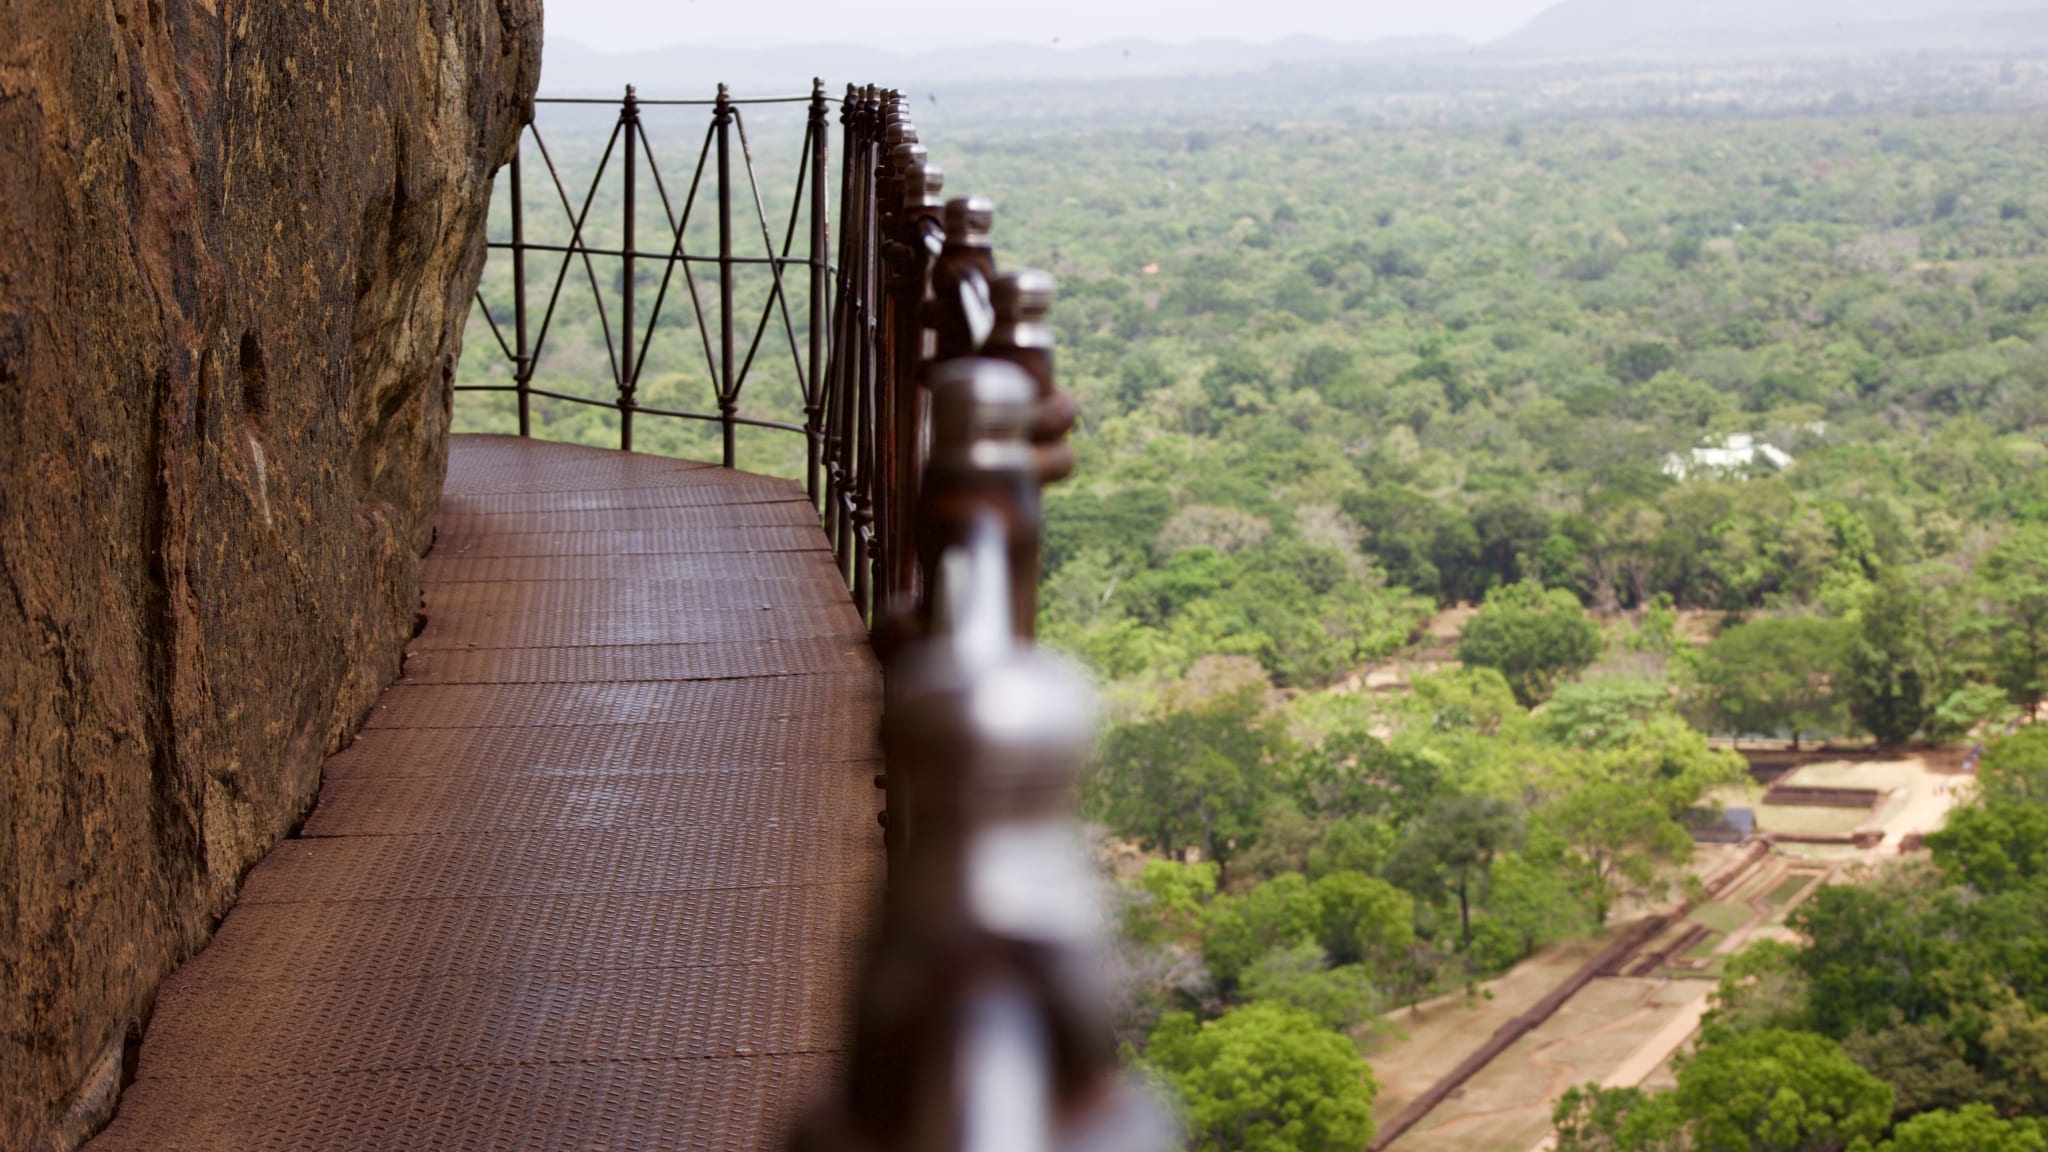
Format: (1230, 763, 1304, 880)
(1687, 902, 1752, 933)
(1764, 874, 1814, 905)
(1754, 804, 1869, 836)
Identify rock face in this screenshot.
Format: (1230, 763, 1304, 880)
(0, 2, 541, 1147)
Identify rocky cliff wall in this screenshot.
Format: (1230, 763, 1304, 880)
(0, 2, 542, 1147)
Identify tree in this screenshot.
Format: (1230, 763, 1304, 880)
(1088, 686, 1286, 872)
(1927, 801, 2048, 894)
(1129, 860, 1222, 945)
(1544, 674, 1674, 749)
(1611, 341, 1679, 384)
(1457, 581, 1604, 706)
(1201, 873, 1321, 990)
(1843, 569, 1933, 746)
(1880, 1105, 2048, 1152)
(1387, 794, 1521, 952)
(1981, 726, 2048, 804)
(1669, 1030, 1893, 1152)
(1240, 944, 1381, 1030)
(1482, 836, 1593, 964)
(1541, 716, 1746, 923)
(1147, 1002, 1377, 1152)
(1545, 778, 1691, 925)
(1981, 526, 2048, 717)
(1307, 870, 1414, 970)
(1552, 1085, 1681, 1152)
(1788, 873, 1970, 1039)
(1695, 616, 1851, 749)
(1554, 1031, 1891, 1152)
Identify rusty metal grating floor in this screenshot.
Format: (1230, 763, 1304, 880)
(88, 435, 883, 1152)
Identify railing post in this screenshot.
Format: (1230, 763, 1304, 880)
(931, 197, 997, 362)
(984, 270, 1074, 639)
(510, 134, 532, 438)
(715, 83, 738, 468)
(791, 357, 1169, 1152)
(827, 85, 859, 580)
(882, 113, 930, 618)
(807, 78, 830, 509)
(850, 86, 881, 619)
(917, 360, 1042, 643)
(619, 85, 639, 453)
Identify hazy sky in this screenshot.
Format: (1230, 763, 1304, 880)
(544, 0, 1562, 53)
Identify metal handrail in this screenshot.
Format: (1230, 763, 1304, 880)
(792, 96, 1170, 1152)
(470, 82, 835, 480)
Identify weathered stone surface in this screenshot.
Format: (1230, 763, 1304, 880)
(0, 3, 542, 1147)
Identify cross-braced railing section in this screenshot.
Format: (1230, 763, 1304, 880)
(460, 82, 832, 487)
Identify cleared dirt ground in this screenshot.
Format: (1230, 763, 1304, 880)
(1379, 749, 1970, 1150)
(1364, 932, 1626, 1122)
(1395, 977, 1712, 1152)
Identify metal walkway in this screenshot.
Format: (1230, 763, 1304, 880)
(89, 435, 883, 1152)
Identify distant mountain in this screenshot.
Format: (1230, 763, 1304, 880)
(1494, 0, 2048, 56)
(538, 34, 1471, 98)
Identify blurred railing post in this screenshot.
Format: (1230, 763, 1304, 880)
(793, 361, 1166, 1152)
(984, 271, 1074, 638)
(790, 84, 1163, 1151)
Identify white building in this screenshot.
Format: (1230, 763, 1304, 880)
(1663, 433, 1793, 480)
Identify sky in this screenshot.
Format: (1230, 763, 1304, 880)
(541, 0, 1563, 54)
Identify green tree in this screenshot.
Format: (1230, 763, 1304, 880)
(1483, 836, 1594, 962)
(1926, 801, 2048, 894)
(1457, 581, 1604, 706)
(1981, 526, 2048, 716)
(1387, 793, 1522, 952)
(1544, 674, 1674, 749)
(1129, 859, 1222, 944)
(1240, 944, 1381, 1030)
(1147, 1002, 1377, 1152)
(1552, 1085, 1681, 1152)
(1554, 1030, 1891, 1152)
(1695, 616, 1851, 749)
(1542, 717, 1745, 923)
(1202, 873, 1321, 990)
(1675, 1029, 1892, 1150)
(1088, 686, 1285, 871)
(1980, 726, 2048, 804)
(1843, 569, 1933, 746)
(1880, 1105, 2048, 1152)
(1307, 870, 1415, 970)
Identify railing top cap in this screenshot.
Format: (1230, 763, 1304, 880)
(993, 270, 1056, 320)
(944, 196, 995, 245)
(887, 644, 1096, 782)
(904, 161, 945, 205)
(928, 359, 1036, 473)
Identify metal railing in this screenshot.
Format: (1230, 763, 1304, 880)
(462, 82, 832, 475)
(796, 90, 1168, 1152)
(469, 79, 1163, 1152)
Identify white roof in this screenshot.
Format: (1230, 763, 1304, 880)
(1663, 434, 1793, 479)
